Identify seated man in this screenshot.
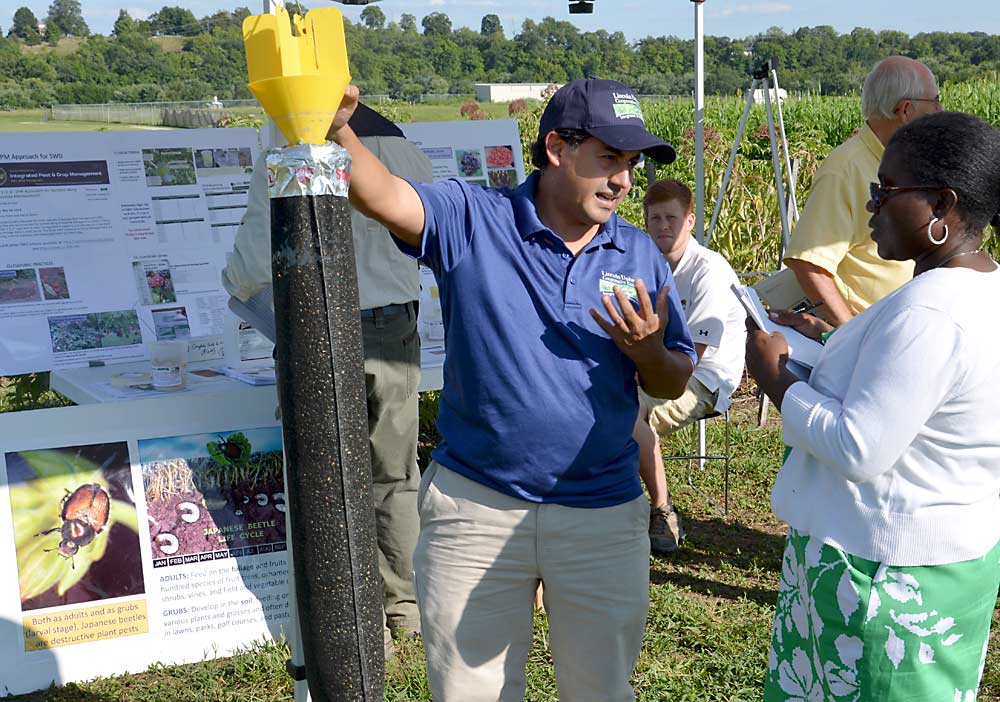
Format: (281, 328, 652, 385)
(634, 179, 746, 555)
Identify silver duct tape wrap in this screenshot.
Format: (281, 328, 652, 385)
(267, 142, 351, 199)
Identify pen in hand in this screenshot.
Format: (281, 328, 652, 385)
(789, 300, 824, 315)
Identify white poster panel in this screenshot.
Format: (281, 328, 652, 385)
(0, 129, 259, 376)
(399, 118, 526, 191)
(0, 392, 289, 696)
(398, 119, 527, 371)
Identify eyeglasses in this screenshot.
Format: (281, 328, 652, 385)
(907, 94, 941, 104)
(868, 182, 941, 212)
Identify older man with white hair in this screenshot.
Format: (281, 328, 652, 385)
(783, 56, 942, 325)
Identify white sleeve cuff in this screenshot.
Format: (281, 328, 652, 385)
(780, 380, 827, 450)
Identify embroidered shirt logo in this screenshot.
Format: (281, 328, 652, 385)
(599, 270, 638, 302)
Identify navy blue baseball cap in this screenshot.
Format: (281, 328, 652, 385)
(539, 78, 677, 164)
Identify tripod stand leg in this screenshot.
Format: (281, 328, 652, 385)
(769, 69, 799, 223)
(706, 80, 759, 246)
(779, 158, 800, 262)
(763, 79, 792, 252)
(758, 391, 770, 427)
(645, 159, 658, 188)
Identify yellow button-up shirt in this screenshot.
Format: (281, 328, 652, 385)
(784, 123, 914, 314)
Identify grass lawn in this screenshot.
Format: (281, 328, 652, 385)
(20, 37, 83, 56)
(0, 99, 525, 135)
(6, 389, 1000, 701)
(0, 109, 173, 132)
(403, 99, 525, 122)
(19, 36, 185, 55)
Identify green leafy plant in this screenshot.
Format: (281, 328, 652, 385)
(207, 431, 253, 466)
(216, 111, 264, 129)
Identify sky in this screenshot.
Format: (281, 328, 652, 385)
(7, 0, 1000, 42)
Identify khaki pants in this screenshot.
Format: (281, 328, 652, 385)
(413, 462, 650, 702)
(639, 377, 716, 436)
(362, 303, 421, 636)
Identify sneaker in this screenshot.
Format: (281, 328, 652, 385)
(649, 504, 684, 556)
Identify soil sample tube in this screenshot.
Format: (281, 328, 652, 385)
(267, 143, 383, 702)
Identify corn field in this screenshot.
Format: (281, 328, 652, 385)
(520, 74, 1000, 276)
(599, 75, 998, 275)
(3, 76, 1000, 409)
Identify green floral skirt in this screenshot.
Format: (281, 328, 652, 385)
(765, 528, 1000, 702)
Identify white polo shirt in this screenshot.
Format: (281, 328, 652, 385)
(671, 238, 747, 411)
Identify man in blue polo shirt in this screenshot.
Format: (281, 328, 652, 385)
(329, 78, 696, 701)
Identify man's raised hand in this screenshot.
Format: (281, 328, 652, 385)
(326, 84, 360, 141)
(590, 279, 669, 361)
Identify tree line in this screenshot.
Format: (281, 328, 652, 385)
(3, 2, 1000, 109)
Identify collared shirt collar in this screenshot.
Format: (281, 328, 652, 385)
(859, 122, 885, 162)
(511, 171, 626, 253)
(673, 236, 701, 277)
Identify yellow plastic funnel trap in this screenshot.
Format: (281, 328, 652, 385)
(243, 6, 350, 145)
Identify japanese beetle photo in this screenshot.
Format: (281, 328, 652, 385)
(208, 432, 252, 465)
(36, 483, 111, 566)
(9, 441, 145, 610)
(217, 435, 244, 461)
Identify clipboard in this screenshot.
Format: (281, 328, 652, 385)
(731, 284, 823, 371)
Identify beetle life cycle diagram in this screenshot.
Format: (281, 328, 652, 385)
(0, 394, 291, 696)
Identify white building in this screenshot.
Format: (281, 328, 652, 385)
(474, 83, 563, 103)
(751, 87, 787, 104)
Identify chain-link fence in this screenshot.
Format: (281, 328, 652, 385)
(50, 99, 261, 126)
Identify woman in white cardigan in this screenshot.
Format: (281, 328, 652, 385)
(747, 111, 1000, 702)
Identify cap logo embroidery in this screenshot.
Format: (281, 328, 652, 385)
(611, 92, 644, 122)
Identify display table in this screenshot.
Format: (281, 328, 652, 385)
(50, 360, 276, 406)
(51, 359, 443, 406)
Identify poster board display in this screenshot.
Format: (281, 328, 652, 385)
(0, 117, 530, 693)
(398, 118, 528, 370)
(399, 118, 526, 191)
(0, 120, 527, 382)
(0, 392, 289, 696)
(0, 129, 259, 376)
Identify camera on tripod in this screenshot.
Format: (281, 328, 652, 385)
(752, 60, 774, 81)
(706, 59, 798, 254)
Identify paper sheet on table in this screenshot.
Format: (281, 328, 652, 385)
(89, 367, 234, 400)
